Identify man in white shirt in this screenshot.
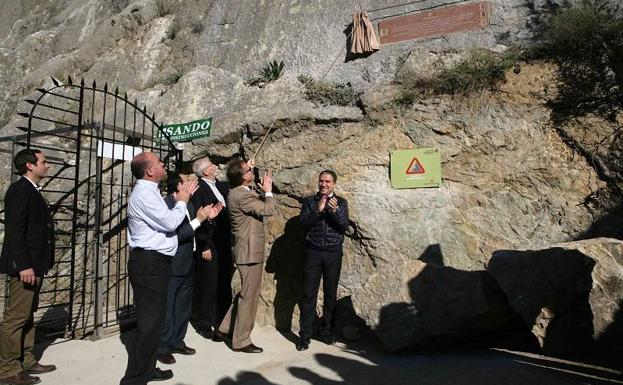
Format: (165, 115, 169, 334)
(121, 152, 207, 385)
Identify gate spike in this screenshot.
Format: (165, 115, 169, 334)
(67, 75, 73, 85)
(104, 82, 108, 92)
(51, 76, 60, 86)
(142, 105, 147, 114)
(36, 88, 48, 94)
(114, 86, 119, 95)
(92, 79, 97, 88)
(80, 78, 85, 86)
(18, 112, 30, 117)
(134, 98, 138, 106)
(25, 99, 36, 105)
(124, 92, 128, 100)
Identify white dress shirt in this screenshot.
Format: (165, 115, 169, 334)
(127, 179, 188, 256)
(243, 185, 273, 197)
(23, 176, 41, 191)
(202, 178, 226, 207)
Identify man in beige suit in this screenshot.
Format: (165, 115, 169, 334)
(216, 158, 275, 353)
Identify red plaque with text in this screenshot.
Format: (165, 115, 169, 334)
(378, 2, 491, 44)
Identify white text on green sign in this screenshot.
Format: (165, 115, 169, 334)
(160, 118, 212, 142)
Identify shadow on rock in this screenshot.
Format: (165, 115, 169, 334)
(375, 244, 534, 353)
(488, 247, 596, 358)
(265, 216, 305, 332)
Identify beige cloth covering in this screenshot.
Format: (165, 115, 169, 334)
(350, 11, 380, 54)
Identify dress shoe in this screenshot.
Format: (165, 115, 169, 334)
(212, 330, 229, 342)
(170, 344, 195, 355)
(149, 368, 173, 382)
(25, 362, 56, 375)
(321, 333, 336, 345)
(196, 329, 214, 340)
(232, 343, 263, 353)
(0, 371, 40, 385)
(296, 338, 310, 351)
(157, 352, 176, 365)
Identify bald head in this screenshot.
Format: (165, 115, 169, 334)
(131, 152, 165, 182)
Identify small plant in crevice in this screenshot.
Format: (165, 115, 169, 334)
(394, 48, 520, 105)
(191, 20, 204, 34)
(246, 60, 285, 87)
(161, 70, 184, 86)
(260, 60, 285, 82)
(297, 75, 361, 107)
(155, 0, 175, 17)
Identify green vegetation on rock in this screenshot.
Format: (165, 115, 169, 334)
(395, 49, 519, 105)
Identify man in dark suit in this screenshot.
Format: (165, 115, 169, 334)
(216, 158, 275, 353)
(157, 173, 222, 365)
(190, 157, 233, 340)
(0, 149, 57, 385)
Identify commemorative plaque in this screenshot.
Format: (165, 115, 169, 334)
(379, 1, 491, 44)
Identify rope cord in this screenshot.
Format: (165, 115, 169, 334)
(252, 0, 469, 160)
(251, 27, 355, 160)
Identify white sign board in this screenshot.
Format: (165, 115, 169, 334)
(96, 140, 142, 161)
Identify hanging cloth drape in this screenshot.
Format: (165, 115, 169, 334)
(350, 11, 380, 54)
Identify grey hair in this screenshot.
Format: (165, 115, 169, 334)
(192, 156, 212, 177)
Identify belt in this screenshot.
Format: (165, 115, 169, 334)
(131, 247, 172, 262)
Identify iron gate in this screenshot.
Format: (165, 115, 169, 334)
(1, 77, 180, 339)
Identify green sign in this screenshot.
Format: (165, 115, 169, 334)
(159, 118, 212, 142)
(390, 148, 441, 188)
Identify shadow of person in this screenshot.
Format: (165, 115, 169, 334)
(376, 244, 533, 353)
(116, 305, 136, 356)
(217, 370, 280, 385)
(596, 301, 623, 370)
(488, 248, 596, 358)
(265, 216, 305, 341)
(33, 304, 69, 359)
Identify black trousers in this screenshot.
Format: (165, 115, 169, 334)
(158, 271, 193, 354)
(299, 249, 342, 340)
(192, 246, 233, 333)
(120, 250, 171, 385)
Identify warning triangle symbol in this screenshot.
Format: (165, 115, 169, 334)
(405, 157, 425, 174)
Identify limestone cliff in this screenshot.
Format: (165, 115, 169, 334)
(0, 0, 621, 354)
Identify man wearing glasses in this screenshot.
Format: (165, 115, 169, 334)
(215, 159, 275, 353)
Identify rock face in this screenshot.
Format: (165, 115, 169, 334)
(0, 0, 619, 354)
(488, 238, 623, 356)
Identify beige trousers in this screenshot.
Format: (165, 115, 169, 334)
(218, 263, 263, 349)
(0, 277, 42, 377)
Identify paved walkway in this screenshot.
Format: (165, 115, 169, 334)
(30, 327, 622, 385)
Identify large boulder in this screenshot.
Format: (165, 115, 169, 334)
(487, 238, 623, 356)
(367, 255, 520, 351)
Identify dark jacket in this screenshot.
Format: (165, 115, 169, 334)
(299, 193, 349, 253)
(191, 178, 231, 254)
(164, 195, 204, 277)
(0, 177, 55, 276)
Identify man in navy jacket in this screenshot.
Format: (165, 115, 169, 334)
(157, 173, 222, 365)
(0, 149, 57, 385)
(297, 170, 349, 351)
